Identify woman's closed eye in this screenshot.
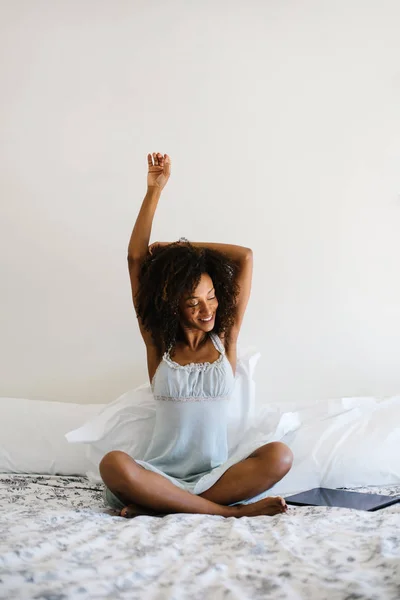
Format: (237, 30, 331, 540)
(189, 296, 216, 307)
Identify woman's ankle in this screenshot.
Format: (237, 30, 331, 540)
(223, 504, 242, 517)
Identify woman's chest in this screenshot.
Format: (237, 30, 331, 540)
(169, 343, 221, 367)
(169, 335, 236, 377)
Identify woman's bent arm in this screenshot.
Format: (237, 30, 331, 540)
(150, 241, 251, 263)
(190, 242, 251, 262)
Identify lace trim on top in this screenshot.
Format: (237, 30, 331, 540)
(164, 332, 225, 372)
(153, 393, 230, 403)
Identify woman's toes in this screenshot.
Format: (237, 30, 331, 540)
(120, 505, 137, 518)
(119, 503, 163, 518)
(278, 497, 288, 511)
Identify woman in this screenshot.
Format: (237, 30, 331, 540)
(99, 152, 293, 518)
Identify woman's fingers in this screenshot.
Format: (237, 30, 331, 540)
(163, 154, 171, 175)
(146, 152, 171, 191)
(147, 153, 159, 166)
(148, 152, 170, 167)
(153, 152, 165, 166)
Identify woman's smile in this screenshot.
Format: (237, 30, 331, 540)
(199, 314, 214, 323)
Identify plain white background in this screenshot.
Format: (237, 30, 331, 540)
(1, 0, 399, 405)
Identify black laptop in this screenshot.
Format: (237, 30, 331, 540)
(284, 487, 400, 511)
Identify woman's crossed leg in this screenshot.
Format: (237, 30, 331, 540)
(99, 442, 293, 519)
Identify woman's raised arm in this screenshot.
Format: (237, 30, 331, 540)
(127, 152, 171, 260)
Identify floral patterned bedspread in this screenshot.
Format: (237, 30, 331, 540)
(0, 474, 399, 600)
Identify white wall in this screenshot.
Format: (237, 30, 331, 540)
(1, 0, 399, 404)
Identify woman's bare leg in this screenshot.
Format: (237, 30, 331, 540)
(199, 441, 294, 505)
(100, 451, 237, 517)
(99, 450, 287, 518)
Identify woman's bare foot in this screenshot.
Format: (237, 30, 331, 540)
(120, 502, 164, 518)
(119, 496, 287, 518)
(234, 496, 288, 517)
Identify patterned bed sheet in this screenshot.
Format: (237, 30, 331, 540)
(0, 474, 399, 600)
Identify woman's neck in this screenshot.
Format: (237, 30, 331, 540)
(174, 330, 210, 352)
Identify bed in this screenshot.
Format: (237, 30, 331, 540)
(1, 349, 399, 599)
(1, 474, 399, 599)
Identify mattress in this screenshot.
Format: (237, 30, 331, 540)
(0, 474, 399, 600)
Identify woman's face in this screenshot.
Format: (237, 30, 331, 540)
(178, 273, 218, 330)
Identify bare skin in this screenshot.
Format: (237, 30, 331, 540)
(119, 496, 287, 519)
(100, 442, 293, 519)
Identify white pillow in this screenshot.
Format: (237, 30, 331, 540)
(260, 395, 400, 498)
(0, 397, 104, 475)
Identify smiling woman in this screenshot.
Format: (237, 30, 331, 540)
(99, 151, 292, 519)
(131, 239, 242, 357)
(180, 275, 217, 331)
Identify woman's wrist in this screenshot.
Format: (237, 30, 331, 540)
(147, 185, 162, 197)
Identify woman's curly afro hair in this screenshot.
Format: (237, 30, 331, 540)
(134, 240, 241, 352)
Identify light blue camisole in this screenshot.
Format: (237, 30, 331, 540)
(134, 332, 235, 491)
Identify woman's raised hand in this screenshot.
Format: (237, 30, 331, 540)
(147, 152, 171, 191)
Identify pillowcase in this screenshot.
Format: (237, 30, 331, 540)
(0, 397, 104, 475)
(251, 395, 400, 499)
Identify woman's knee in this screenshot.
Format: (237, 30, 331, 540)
(271, 442, 294, 474)
(100, 450, 127, 470)
(99, 450, 134, 485)
(256, 441, 293, 476)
